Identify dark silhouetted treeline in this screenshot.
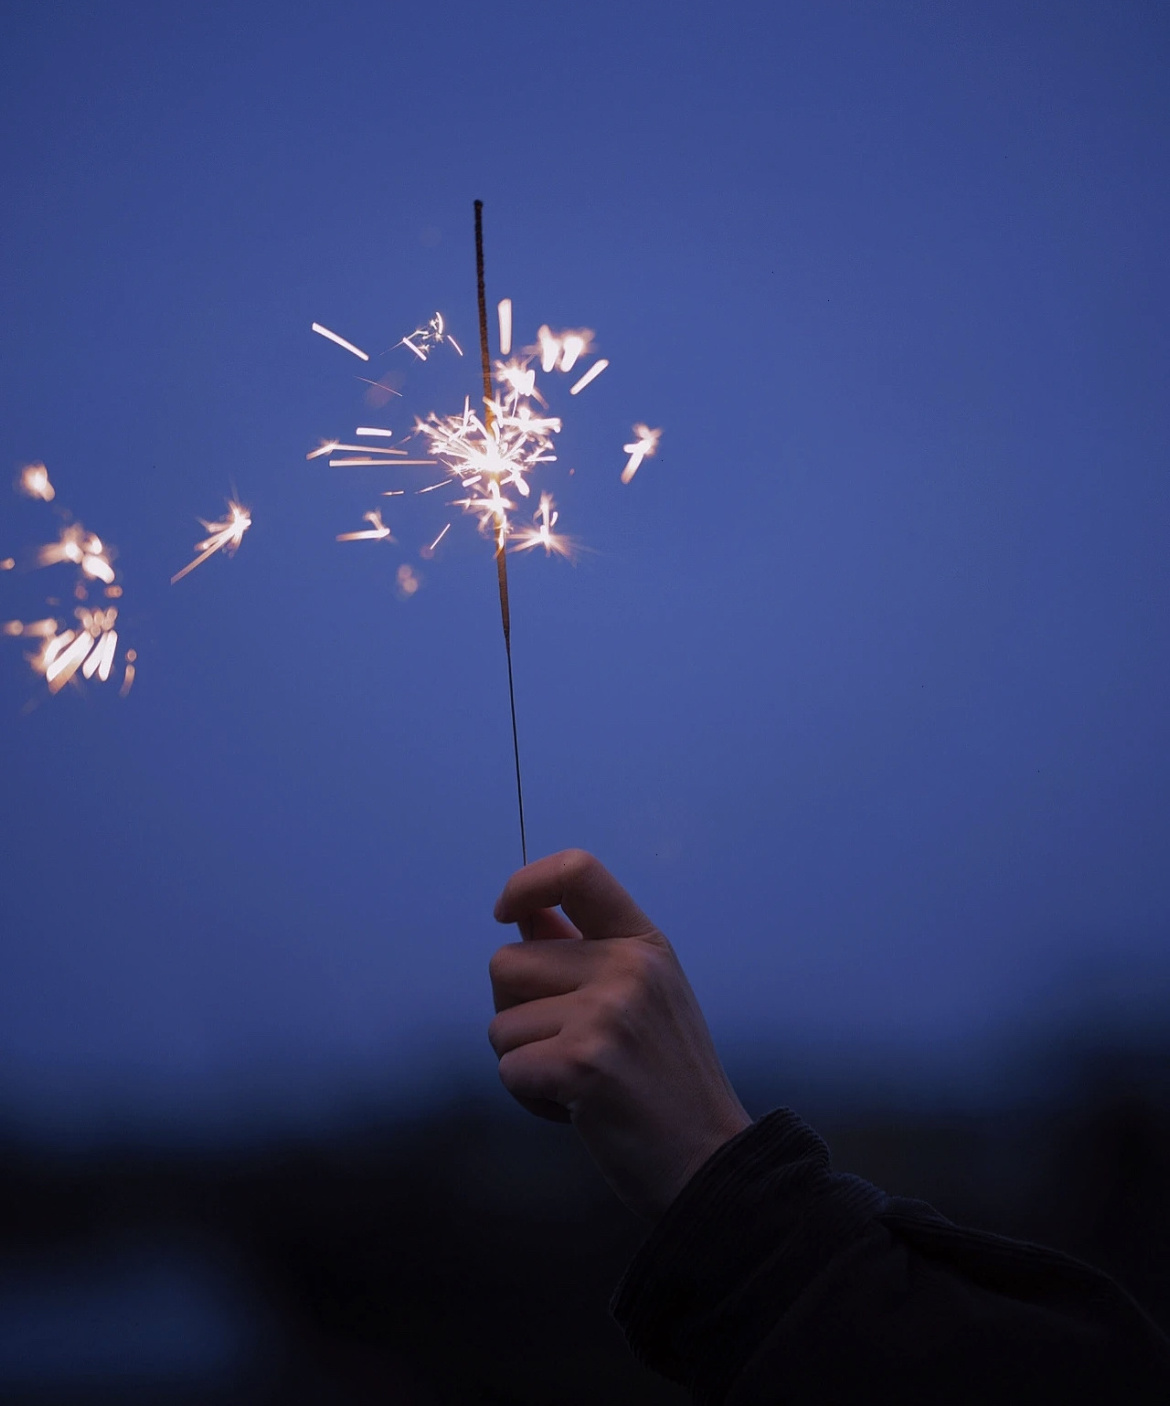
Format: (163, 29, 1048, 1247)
(0, 1035, 1166, 1404)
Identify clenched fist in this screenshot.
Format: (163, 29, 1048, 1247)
(488, 849, 752, 1220)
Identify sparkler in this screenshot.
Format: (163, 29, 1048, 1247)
(308, 203, 663, 862)
(170, 501, 252, 585)
(475, 200, 527, 862)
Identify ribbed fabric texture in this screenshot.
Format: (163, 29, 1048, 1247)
(610, 1109, 1170, 1406)
(611, 1109, 889, 1403)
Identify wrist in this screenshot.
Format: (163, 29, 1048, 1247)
(658, 1105, 754, 1219)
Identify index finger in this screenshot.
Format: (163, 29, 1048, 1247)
(494, 849, 656, 942)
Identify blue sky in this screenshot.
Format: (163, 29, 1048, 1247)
(1, 1, 1167, 1138)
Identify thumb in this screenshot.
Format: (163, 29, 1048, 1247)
(494, 849, 655, 942)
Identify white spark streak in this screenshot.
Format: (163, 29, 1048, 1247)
(328, 457, 438, 467)
(312, 323, 370, 361)
(621, 424, 662, 484)
(171, 501, 252, 584)
(336, 510, 393, 543)
(46, 631, 95, 692)
(570, 359, 609, 395)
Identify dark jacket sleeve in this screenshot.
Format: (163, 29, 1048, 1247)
(611, 1109, 1170, 1405)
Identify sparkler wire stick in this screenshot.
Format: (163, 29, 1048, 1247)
(475, 199, 527, 865)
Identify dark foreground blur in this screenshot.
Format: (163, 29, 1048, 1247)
(0, 1036, 1167, 1405)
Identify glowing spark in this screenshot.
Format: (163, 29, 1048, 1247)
(511, 492, 574, 559)
(3, 619, 56, 638)
(356, 376, 403, 398)
(82, 551, 115, 584)
(396, 564, 420, 597)
(312, 305, 614, 575)
(44, 630, 95, 692)
(620, 424, 662, 484)
(570, 359, 609, 395)
(306, 440, 340, 460)
(0, 559, 13, 572)
(325, 443, 408, 456)
(19, 463, 55, 501)
(336, 510, 393, 543)
(37, 525, 116, 584)
(534, 326, 594, 374)
(496, 361, 537, 398)
(120, 649, 137, 697)
(415, 391, 561, 543)
(559, 333, 589, 372)
(399, 311, 457, 362)
(328, 457, 437, 467)
(171, 501, 252, 584)
(75, 606, 118, 637)
(381, 490, 405, 497)
(422, 523, 451, 557)
(82, 628, 118, 682)
(453, 478, 516, 549)
(537, 325, 560, 374)
(312, 323, 370, 361)
(5, 469, 134, 695)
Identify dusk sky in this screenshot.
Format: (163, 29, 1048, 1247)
(1, 1, 1167, 1141)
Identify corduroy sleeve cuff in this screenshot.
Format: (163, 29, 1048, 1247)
(611, 1108, 889, 1403)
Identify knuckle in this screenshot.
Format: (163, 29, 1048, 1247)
(498, 1047, 542, 1100)
(496, 1049, 523, 1094)
(623, 935, 670, 985)
(559, 847, 598, 880)
(593, 981, 641, 1043)
(566, 1039, 611, 1092)
(486, 1012, 506, 1055)
(487, 945, 515, 985)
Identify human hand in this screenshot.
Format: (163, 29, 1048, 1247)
(488, 849, 752, 1220)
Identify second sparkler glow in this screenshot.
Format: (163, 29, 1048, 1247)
(2, 462, 137, 697)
